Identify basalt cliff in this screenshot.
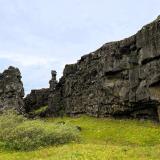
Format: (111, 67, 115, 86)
(1, 16, 160, 121)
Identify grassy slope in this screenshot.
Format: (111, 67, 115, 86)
(0, 116, 160, 160)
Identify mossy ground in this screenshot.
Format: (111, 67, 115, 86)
(0, 116, 160, 160)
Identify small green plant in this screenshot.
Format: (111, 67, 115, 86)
(0, 110, 80, 151)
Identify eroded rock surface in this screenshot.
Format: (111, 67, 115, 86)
(24, 88, 50, 113)
(24, 70, 57, 115)
(0, 66, 24, 113)
(48, 16, 160, 121)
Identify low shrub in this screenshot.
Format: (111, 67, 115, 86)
(0, 110, 80, 151)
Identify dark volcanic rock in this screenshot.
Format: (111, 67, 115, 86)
(24, 88, 50, 113)
(48, 16, 160, 121)
(49, 70, 58, 91)
(48, 70, 62, 116)
(24, 70, 57, 115)
(0, 66, 24, 113)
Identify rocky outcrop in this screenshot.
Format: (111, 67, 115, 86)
(3, 17, 159, 121)
(24, 88, 50, 113)
(49, 70, 58, 91)
(24, 70, 58, 115)
(0, 66, 24, 113)
(48, 70, 63, 116)
(48, 16, 160, 121)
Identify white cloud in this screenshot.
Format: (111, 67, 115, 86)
(0, 51, 57, 67)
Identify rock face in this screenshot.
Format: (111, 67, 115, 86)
(49, 70, 58, 91)
(0, 66, 24, 112)
(24, 88, 50, 113)
(24, 70, 58, 114)
(48, 70, 62, 116)
(48, 16, 160, 121)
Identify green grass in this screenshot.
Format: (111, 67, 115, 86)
(29, 105, 48, 116)
(0, 110, 80, 151)
(0, 116, 160, 160)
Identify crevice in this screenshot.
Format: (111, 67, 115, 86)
(149, 80, 160, 87)
(141, 54, 160, 65)
(105, 69, 124, 76)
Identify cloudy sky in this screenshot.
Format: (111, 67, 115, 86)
(0, 0, 160, 94)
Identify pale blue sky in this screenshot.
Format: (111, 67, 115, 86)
(0, 0, 160, 94)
